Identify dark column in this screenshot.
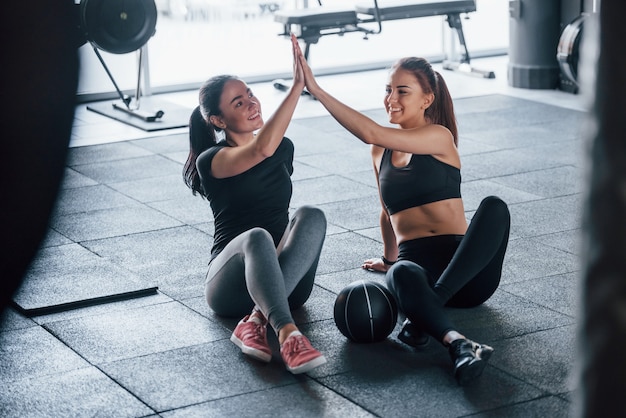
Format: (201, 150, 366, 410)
(578, 0, 626, 416)
(508, 0, 561, 89)
(0, 1, 78, 315)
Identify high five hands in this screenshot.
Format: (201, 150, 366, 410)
(290, 33, 320, 96)
(290, 33, 305, 93)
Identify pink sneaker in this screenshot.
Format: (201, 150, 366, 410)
(280, 332, 327, 374)
(230, 315, 272, 363)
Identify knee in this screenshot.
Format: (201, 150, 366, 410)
(244, 227, 275, 251)
(481, 196, 510, 223)
(295, 205, 326, 227)
(385, 261, 431, 294)
(482, 195, 508, 212)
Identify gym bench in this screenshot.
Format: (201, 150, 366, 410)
(274, 0, 494, 79)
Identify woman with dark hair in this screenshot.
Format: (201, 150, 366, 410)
(297, 48, 510, 385)
(183, 35, 326, 374)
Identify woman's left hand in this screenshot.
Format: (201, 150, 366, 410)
(362, 257, 389, 272)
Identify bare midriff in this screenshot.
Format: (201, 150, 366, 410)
(390, 198, 468, 244)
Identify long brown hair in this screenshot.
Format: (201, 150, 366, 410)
(183, 75, 239, 197)
(392, 57, 458, 145)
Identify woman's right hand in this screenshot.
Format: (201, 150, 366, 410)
(292, 33, 320, 95)
(290, 33, 305, 92)
(362, 257, 389, 272)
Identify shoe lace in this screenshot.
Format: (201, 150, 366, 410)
(451, 339, 476, 359)
(243, 322, 265, 342)
(286, 335, 307, 354)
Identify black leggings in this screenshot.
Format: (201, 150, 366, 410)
(385, 196, 510, 343)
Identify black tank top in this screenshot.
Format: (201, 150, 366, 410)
(379, 148, 461, 215)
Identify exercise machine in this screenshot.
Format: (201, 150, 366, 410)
(78, 0, 164, 122)
(274, 0, 494, 81)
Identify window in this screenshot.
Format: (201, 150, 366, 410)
(76, 0, 508, 98)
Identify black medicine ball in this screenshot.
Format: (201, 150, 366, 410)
(334, 280, 398, 343)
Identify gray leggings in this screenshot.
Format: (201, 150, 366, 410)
(205, 205, 326, 333)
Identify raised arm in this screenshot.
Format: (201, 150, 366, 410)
(209, 34, 305, 178)
(296, 43, 456, 160)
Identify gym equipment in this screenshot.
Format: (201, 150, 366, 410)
(79, 0, 164, 122)
(274, 0, 494, 80)
(557, 13, 589, 94)
(334, 280, 398, 343)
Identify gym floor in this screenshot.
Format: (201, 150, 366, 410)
(2, 55, 587, 417)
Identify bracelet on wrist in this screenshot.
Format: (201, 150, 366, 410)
(381, 255, 397, 266)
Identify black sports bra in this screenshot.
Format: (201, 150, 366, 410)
(378, 148, 461, 215)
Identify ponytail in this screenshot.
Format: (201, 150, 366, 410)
(183, 106, 216, 197)
(183, 74, 239, 198)
(426, 71, 458, 146)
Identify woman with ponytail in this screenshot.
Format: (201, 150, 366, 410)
(183, 35, 327, 375)
(297, 48, 510, 385)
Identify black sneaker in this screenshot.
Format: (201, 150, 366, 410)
(448, 339, 494, 386)
(397, 319, 429, 348)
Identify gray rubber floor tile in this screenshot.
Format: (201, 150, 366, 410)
(501, 272, 579, 318)
(466, 119, 583, 150)
(462, 178, 543, 212)
(291, 175, 376, 207)
(165, 150, 190, 165)
(100, 339, 297, 412)
(317, 232, 382, 275)
(290, 284, 337, 325)
(288, 126, 356, 157)
(191, 221, 216, 237)
(471, 395, 572, 418)
(14, 243, 155, 315)
(508, 195, 582, 239)
(501, 238, 579, 285)
(527, 140, 587, 169)
(161, 380, 377, 418)
(44, 301, 229, 364)
(0, 308, 34, 332)
(454, 94, 527, 115)
(40, 228, 73, 248)
(0, 367, 154, 418)
(448, 290, 575, 343)
(492, 166, 583, 198)
(533, 229, 581, 255)
(462, 148, 567, 180)
(317, 353, 544, 418)
(341, 168, 378, 188)
(51, 204, 183, 241)
(291, 114, 346, 134)
(66, 141, 154, 166)
(110, 173, 192, 203)
(458, 103, 580, 135)
(296, 147, 374, 176)
(54, 184, 138, 215)
(0, 326, 88, 381)
(318, 196, 381, 231)
(82, 226, 211, 300)
(291, 160, 329, 181)
(148, 195, 214, 226)
(60, 167, 98, 189)
(316, 267, 387, 295)
(72, 154, 181, 184)
(489, 324, 578, 394)
(458, 136, 501, 157)
(131, 133, 189, 154)
(354, 226, 383, 243)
